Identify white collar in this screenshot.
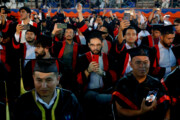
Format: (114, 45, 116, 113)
(35, 89, 57, 109)
(125, 43, 136, 49)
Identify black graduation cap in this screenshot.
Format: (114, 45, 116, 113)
(26, 25, 38, 35)
(19, 6, 31, 14)
(160, 25, 175, 35)
(150, 24, 163, 31)
(34, 59, 58, 73)
(128, 46, 151, 59)
(34, 35, 52, 48)
(86, 30, 106, 42)
(67, 24, 77, 31)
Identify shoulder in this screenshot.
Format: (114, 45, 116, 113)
(59, 88, 79, 104)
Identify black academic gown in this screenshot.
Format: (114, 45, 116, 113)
(113, 73, 170, 120)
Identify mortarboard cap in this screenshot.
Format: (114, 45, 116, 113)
(160, 25, 175, 35)
(19, 6, 31, 14)
(34, 59, 58, 73)
(150, 24, 163, 31)
(26, 25, 38, 35)
(128, 46, 151, 59)
(86, 30, 106, 42)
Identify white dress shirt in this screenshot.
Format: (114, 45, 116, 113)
(0, 45, 3, 50)
(24, 42, 36, 66)
(158, 42, 176, 77)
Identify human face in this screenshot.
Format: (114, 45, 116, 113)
(160, 33, 175, 48)
(125, 29, 137, 44)
(152, 30, 161, 39)
(33, 72, 59, 98)
(25, 31, 35, 44)
(20, 9, 29, 20)
(35, 45, 46, 59)
(130, 56, 150, 78)
(174, 22, 180, 33)
(0, 8, 5, 14)
(88, 38, 103, 55)
(65, 29, 74, 40)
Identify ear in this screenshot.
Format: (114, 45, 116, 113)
(33, 74, 35, 83)
(56, 75, 60, 85)
(88, 43, 90, 48)
(160, 35, 163, 41)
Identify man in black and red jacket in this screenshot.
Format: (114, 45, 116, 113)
(51, 23, 86, 93)
(113, 46, 170, 120)
(76, 29, 117, 120)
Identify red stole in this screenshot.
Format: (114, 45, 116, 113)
(85, 51, 109, 71)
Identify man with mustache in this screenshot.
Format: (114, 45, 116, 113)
(52, 24, 84, 93)
(77, 30, 117, 120)
(150, 25, 180, 79)
(23, 35, 62, 91)
(113, 46, 170, 120)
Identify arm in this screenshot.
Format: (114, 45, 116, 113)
(115, 98, 157, 117)
(148, 8, 156, 23)
(117, 20, 130, 45)
(76, 3, 83, 22)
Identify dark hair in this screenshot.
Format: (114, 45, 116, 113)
(34, 35, 52, 48)
(88, 35, 103, 43)
(123, 26, 137, 36)
(174, 18, 180, 23)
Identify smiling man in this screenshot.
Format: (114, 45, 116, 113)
(113, 46, 170, 120)
(15, 60, 82, 120)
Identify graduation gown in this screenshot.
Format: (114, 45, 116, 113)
(113, 73, 170, 120)
(76, 51, 117, 92)
(162, 67, 180, 120)
(23, 59, 63, 91)
(15, 88, 83, 120)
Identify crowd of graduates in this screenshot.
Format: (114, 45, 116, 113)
(0, 3, 180, 120)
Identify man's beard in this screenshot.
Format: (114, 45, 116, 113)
(36, 51, 46, 59)
(91, 48, 102, 55)
(162, 41, 171, 48)
(26, 38, 34, 45)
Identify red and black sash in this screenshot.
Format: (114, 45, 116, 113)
(58, 41, 78, 71)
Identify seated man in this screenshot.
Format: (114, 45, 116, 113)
(15, 60, 82, 120)
(113, 46, 170, 120)
(77, 30, 117, 120)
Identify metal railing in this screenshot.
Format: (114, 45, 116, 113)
(0, 0, 179, 8)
